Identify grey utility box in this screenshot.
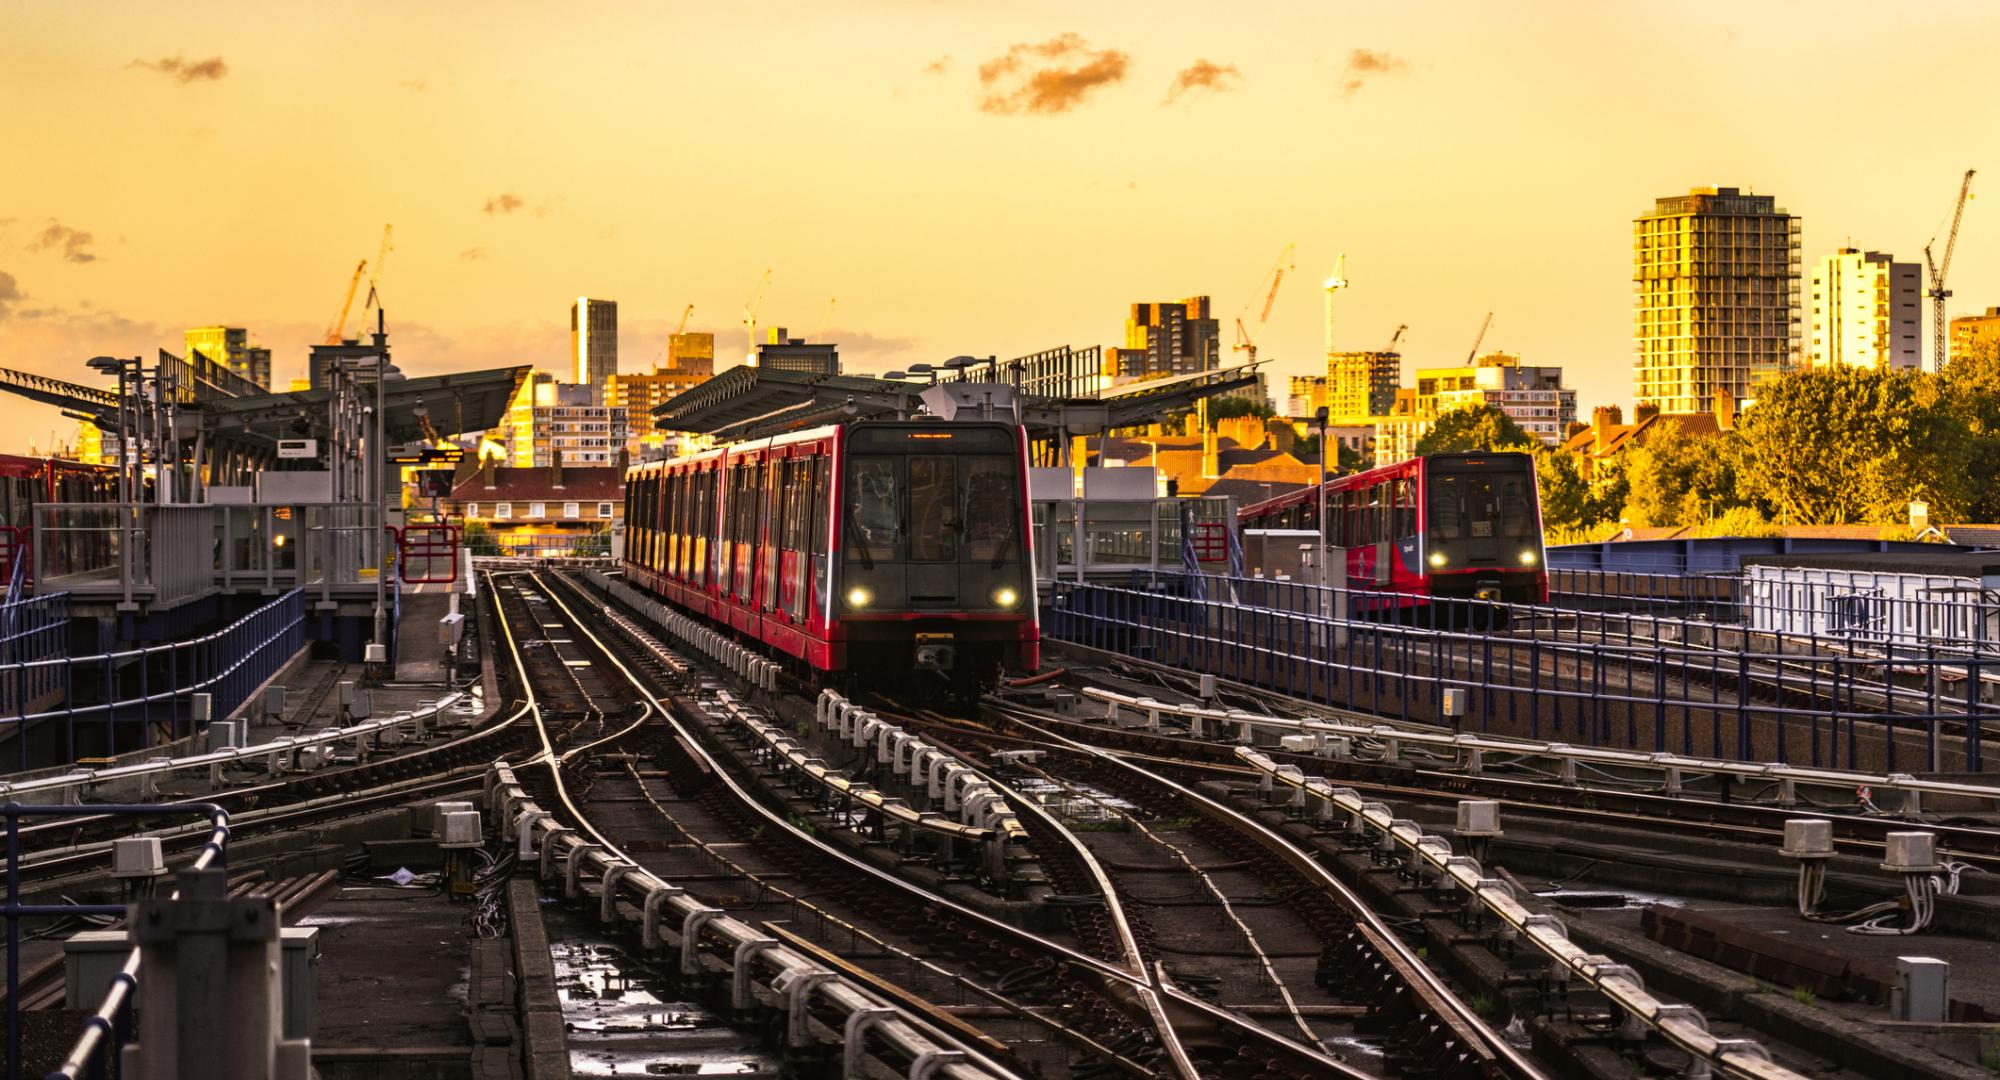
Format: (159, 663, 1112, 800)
(1892, 956, 1949, 1022)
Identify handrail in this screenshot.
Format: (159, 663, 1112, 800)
(0, 691, 468, 804)
(5, 801, 229, 1080)
(1230, 748, 1805, 1080)
(1079, 687, 2000, 811)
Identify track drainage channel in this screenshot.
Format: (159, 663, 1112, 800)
(542, 900, 782, 1078)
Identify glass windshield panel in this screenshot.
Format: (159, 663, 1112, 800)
(907, 455, 958, 562)
(963, 456, 1019, 563)
(846, 456, 900, 564)
(1427, 471, 1536, 542)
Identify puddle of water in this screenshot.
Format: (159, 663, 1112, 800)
(1536, 887, 1685, 909)
(545, 910, 781, 1078)
(1322, 1034, 1387, 1060)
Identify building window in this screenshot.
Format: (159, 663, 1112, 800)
(528, 502, 546, 518)
(598, 502, 615, 517)
(495, 503, 512, 520)
(563, 501, 580, 518)
(465, 503, 478, 518)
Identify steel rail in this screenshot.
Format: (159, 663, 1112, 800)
(487, 570, 1020, 1080)
(983, 702, 1549, 1080)
(545, 568, 1368, 1078)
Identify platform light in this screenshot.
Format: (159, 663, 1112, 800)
(1427, 551, 1447, 568)
(992, 586, 1019, 609)
(1518, 549, 1538, 566)
(845, 585, 873, 609)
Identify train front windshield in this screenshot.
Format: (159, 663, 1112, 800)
(1424, 456, 1542, 568)
(841, 425, 1027, 610)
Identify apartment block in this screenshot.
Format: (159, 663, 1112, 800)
(1807, 248, 1920, 370)
(1634, 186, 1800, 413)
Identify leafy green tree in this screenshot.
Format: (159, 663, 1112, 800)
(1940, 340, 2000, 521)
(1414, 406, 1534, 455)
(1621, 422, 1751, 527)
(1687, 506, 1782, 539)
(1735, 367, 1974, 524)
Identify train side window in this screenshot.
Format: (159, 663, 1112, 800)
(734, 462, 758, 599)
(808, 454, 829, 616)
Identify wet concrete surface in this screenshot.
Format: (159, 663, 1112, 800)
(303, 876, 476, 1053)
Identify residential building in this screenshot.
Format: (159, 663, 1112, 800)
(1951, 307, 2000, 366)
(185, 326, 272, 389)
(446, 456, 624, 556)
(1807, 248, 1921, 370)
(571, 297, 618, 404)
(1415, 353, 1577, 444)
(1325, 351, 1400, 422)
(668, 331, 716, 377)
(1116, 296, 1220, 379)
(1634, 186, 1800, 413)
(498, 372, 629, 467)
(1287, 375, 1330, 417)
(754, 327, 839, 377)
(1558, 401, 1731, 480)
(1372, 389, 1426, 468)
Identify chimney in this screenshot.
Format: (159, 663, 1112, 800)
(1591, 405, 1622, 455)
(1202, 425, 1219, 480)
(480, 452, 496, 490)
(1635, 402, 1661, 423)
(616, 446, 630, 473)
(550, 448, 564, 490)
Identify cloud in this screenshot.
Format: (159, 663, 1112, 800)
(0, 271, 21, 319)
(977, 33, 1130, 115)
(460, 247, 489, 261)
(1164, 59, 1241, 104)
(400, 79, 428, 92)
(482, 193, 525, 215)
(922, 55, 952, 76)
(128, 55, 228, 83)
(30, 222, 97, 263)
(1341, 48, 1406, 97)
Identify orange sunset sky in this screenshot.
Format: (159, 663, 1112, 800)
(3, 0, 1997, 446)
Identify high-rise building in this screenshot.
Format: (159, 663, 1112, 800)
(1950, 307, 2000, 366)
(1634, 186, 1800, 413)
(1414, 353, 1576, 444)
(498, 372, 628, 467)
(185, 326, 272, 389)
(1116, 297, 1220, 380)
(754, 327, 839, 377)
(1287, 375, 1330, 417)
(571, 298, 618, 404)
(667, 332, 716, 377)
(1807, 248, 1921, 371)
(1324, 351, 1400, 422)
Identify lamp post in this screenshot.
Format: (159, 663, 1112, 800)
(88, 356, 142, 611)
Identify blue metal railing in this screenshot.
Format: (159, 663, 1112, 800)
(0, 590, 305, 771)
(1044, 572, 1992, 774)
(0, 595, 69, 726)
(4, 801, 229, 1080)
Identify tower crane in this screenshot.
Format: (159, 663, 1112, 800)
(1465, 311, 1493, 364)
(1322, 254, 1349, 359)
(1231, 242, 1294, 363)
(1384, 324, 1407, 352)
(816, 297, 837, 341)
(323, 259, 367, 345)
(674, 304, 694, 336)
(742, 269, 772, 364)
(1925, 169, 1975, 370)
(356, 224, 394, 331)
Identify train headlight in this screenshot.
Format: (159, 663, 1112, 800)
(845, 585, 873, 609)
(1518, 549, 1539, 566)
(1427, 551, 1447, 568)
(993, 586, 1020, 609)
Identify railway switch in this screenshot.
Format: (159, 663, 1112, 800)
(439, 809, 483, 897)
(1882, 831, 1940, 874)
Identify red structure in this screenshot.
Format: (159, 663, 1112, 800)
(1238, 451, 1548, 608)
(623, 421, 1039, 693)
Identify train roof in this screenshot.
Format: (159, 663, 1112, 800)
(1236, 450, 1534, 520)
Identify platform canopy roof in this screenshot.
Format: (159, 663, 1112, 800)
(651, 362, 1265, 442)
(0, 361, 527, 448)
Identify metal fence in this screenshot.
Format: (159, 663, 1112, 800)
(1043, 572, 1995, 774)
(471, 530, 613, 560)
(0, 593, 68, 723)
(0, 589, 305, 769)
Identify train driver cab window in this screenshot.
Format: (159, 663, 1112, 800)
(847, 458, 900, 566)
(963, 457, 1020, 565)
(907, 456, 958, 562)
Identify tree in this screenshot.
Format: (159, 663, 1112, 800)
(1735, 367, 1975, 525)
(1414, 406, 1534, 455)
(1621, 422, 1750, 527)
(1687, 506, 1783, 539)
(1940, 340, 2000, 521)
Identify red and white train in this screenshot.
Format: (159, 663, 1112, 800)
(622, 420, 1039, 694)
(1238, 451, 1548, 609)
